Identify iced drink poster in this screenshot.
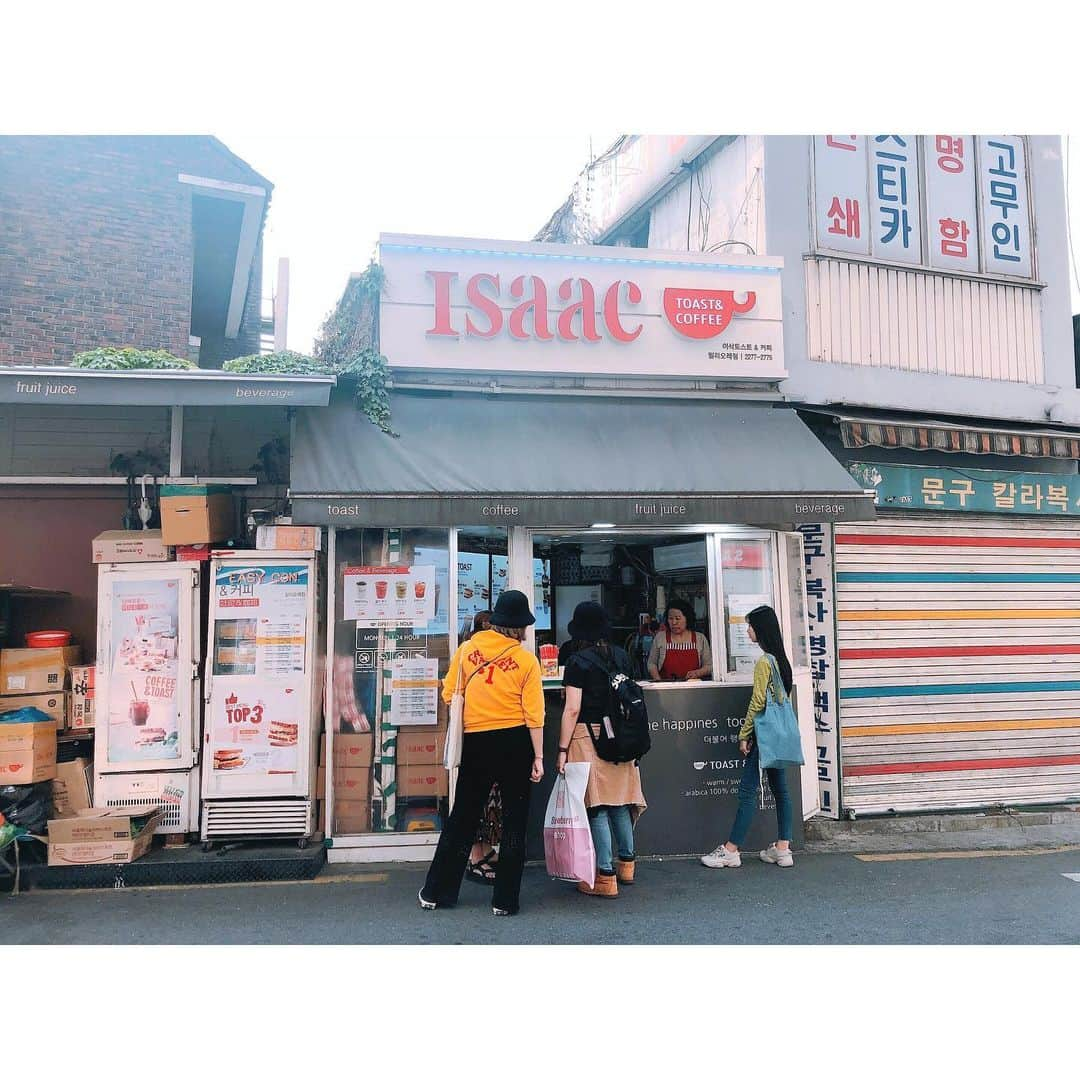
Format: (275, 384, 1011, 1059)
(344, 565, 436, 628)
(107, 578, 181, 763)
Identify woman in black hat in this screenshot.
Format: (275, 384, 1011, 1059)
(557, 601, 647, 899)
(419, 590, 545, 916)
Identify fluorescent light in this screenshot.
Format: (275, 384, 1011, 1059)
(590, 523, 616, 529)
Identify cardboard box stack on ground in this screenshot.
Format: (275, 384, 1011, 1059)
(92, 530, 172, 564)
(46, 807, 161, 866)
(320, 732, 375, 833)
(0, 718, 57, 783)
(397, 729, 447, 765)
(159, 485, 234, 545)
(396, 764, 450, 797)
(52, 757, 93, 816)
(69, 665, 95, 730)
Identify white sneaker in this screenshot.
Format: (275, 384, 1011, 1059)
(701, 845, 742, 868)
(759, 845, 794, 868)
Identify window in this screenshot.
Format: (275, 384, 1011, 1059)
(719, 538, 775, 675)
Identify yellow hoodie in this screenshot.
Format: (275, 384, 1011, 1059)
(442, 629, 545, 733)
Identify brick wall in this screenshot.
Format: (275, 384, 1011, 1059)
(0, 136, 271, 368)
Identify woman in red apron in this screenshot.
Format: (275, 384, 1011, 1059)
(647, 600, 712, 681)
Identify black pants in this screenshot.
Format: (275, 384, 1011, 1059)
(423, 725, 534, 913)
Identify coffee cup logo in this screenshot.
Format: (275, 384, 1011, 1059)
(663, 288, 756, 340)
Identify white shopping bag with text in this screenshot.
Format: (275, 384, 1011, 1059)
(543, 761, 595, 889)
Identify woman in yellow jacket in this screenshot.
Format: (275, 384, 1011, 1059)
(419, 590, 545, 916)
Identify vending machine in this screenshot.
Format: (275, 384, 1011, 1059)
(93, 561, 203, 834)
(200, 552, 321, 848)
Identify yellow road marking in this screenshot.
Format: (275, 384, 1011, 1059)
(855, 845, 1080, 862)
(34, 872, 388, 895)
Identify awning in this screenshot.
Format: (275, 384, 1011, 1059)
(830, 409, 1080, 460)
(0, 367, 335, 407)
(290, 390, 875, 527)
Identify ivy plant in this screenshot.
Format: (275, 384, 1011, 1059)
(71, 347, 196, 371)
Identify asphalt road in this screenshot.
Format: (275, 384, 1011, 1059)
(3, 847, 1079, 945)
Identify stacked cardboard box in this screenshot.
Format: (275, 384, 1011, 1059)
(46, 808, 160, 866)
(69, 665, 95, 730)
(0, 717, 57, 783)
(0, 645, 82, 732)
(319, 733, 374, 834)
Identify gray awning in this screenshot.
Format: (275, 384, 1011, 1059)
(0, 367, 335, 407)
(290, 390, 875, 527)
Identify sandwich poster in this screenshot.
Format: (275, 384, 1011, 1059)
(208, 684, 303, 776)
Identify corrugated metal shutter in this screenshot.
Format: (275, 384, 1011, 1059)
(836, 515, 1080, 812)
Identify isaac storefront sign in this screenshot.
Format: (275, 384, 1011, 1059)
(378, 234, 786, 380)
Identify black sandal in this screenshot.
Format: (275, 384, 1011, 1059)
(465, 853, 499, 885)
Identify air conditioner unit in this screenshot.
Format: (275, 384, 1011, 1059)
(579, 544, 614, 568)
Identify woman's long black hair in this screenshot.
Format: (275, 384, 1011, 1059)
(747, 605, 792, 693)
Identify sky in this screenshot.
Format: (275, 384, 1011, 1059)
(222, 134, 1080, 355)
(218, 136, 613, 354)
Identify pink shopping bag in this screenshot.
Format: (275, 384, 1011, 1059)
(543, 762, 595, 889)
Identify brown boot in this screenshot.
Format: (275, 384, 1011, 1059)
(577, 870, 618, 898)
(615, 857, 635, 885)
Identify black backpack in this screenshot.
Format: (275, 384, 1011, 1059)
(573, 647, 652, 764)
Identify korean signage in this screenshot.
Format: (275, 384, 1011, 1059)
(814, 135, 1033, 278)
(378, 233, 786, 380)
(796, 523, 840, 820)
(850, 462, 1080, 516)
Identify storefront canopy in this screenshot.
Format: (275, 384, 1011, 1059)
(290, 390, 876, 528)
(0, 367, 335, 408)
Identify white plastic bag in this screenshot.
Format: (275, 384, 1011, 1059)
(543, 762, 595, 888)
(443, 676, 464, 770)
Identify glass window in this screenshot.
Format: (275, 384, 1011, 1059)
(330, 527, 451, 836)
(783, 532, 811, 670)
(720, 538, 775, 675)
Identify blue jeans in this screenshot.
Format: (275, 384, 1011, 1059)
(588, 805, 634, 873)
(728, 743, 793, 847)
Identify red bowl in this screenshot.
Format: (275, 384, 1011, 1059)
(26, 630, 72, 648)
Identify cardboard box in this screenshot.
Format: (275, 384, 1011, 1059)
(175, 543, 213, 562)
(324, 732, 375, 769)
(1, 646, 80, 695)
(256, 525, 322, 552)
(92, 530, 171, 564)
(46, 808, 160, 866)
(397, 730, 447, 765)
(397, 763, 450, 798)
(0, 691, 67, 731)
(0, 719, 57, 783)
(160, 485, 234, 545)
(53, 757, 93, 817)
(320, 765, 372, 801)
(333, 800, 371, 834)
(69, 665, 95, 730)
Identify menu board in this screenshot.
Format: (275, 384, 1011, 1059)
(107, 577, 182, 763)
(492, 555, 551, 632)
(726, 594, 771, 673)
(213, 562, 309, 676)
(343, 565, 436, 629)
(389, 657, 440, 726)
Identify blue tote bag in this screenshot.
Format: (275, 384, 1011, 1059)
(755, 656, 805, 770)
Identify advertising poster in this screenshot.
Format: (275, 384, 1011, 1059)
(413, 548, 450, 636)
(343, 565, 436, 629)
(726, 594, 771, 673)
(208, 683, 303, 777)
(213, 562, 308, 676)
(492, 555, 552, 632)
(389, 657, 440, 726)
(107, 578, 181, 763)
(457, 553, 490, 632)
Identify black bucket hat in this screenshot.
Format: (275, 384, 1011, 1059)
(490, 589, 536, 628)
(567, 601, 610, 643)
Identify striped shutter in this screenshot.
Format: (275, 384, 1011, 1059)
(835, 515, 1080, 813)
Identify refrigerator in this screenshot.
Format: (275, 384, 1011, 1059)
(93, 561, 203, 834)
(200, 552, 321, 847)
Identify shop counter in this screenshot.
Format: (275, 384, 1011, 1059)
(526, 683, 803, 859)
